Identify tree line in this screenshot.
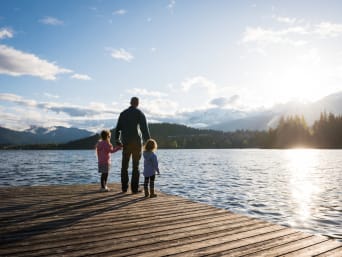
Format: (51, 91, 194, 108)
(151, 112, 342, 149)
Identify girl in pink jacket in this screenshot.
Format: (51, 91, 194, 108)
(96, 130, 121, 192)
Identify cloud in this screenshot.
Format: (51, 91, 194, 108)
(108, 48, 134, 62)
(211, 95, 239, 107)
(0, 93, 117, 117)
(44, 93, 59, 99)
(273, 15, 297, 24)
(314, 22, 342, 38)
(71, 73, 92, 80)
(0, 44, 72, 80)
(242, 26, 308, 46)
(181, 76, 216, 93)
(113, 9, 127, 15)
(0, 28, 13, 39)
(242, 20, 342, 48)
(167, 0, 176, 12)
(39, 16, 64, 26)
(126, 88, 167, 98)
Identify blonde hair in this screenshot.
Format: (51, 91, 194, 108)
(144, 138, 158, 152)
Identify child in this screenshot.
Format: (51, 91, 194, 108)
(143, 138, 160, 198)
(96, 130, 121, 192)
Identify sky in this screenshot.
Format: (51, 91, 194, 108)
(1, 0, 342, 132)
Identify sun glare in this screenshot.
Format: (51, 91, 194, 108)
(286, 149, 321, 225)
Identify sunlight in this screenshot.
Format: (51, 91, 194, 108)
(286, 149, 321, 225)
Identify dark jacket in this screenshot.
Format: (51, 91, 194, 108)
(115, 106, 150, 145)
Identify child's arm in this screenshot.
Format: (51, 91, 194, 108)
(111, 145, 122, 153)
(153, 154, 160, 175)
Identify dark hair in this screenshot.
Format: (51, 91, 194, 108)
(100, 130, 111, 140)
(130, 97, 139, 107)
(144, 138, 157, 152)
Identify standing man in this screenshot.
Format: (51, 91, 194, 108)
(115, 97, 151, 193)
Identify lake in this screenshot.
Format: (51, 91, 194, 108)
(0, 149, 341, 241)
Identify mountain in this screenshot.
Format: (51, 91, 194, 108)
(207, 91, 342, 132)
(0, 126, 94, 145)
(62, 123, 221, 149)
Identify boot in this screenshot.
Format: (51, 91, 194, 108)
(150, 188, 157, 198)
(144, 187, 149, 197)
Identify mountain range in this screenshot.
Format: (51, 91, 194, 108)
(206, 91, 342, 131)
(0, 126, 94, 145)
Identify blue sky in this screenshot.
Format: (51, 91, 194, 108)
(1, 0, 342, 131)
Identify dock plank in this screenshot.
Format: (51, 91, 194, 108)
(0, 184, 341, 257)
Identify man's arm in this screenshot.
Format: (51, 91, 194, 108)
(114, 114, 123, 145)
(139, 112, 150, 142)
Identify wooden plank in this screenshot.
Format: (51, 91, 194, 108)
(0, 184, 341, 257)
(281, 239, 342, 256)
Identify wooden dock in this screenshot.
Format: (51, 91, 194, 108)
(0, 184, 341, 257)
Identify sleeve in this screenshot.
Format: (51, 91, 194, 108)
(111, 145, 122, 153)
(114, 114, 122, 144)
(152, 154, 160, 174)
(139, 111, 151, 142)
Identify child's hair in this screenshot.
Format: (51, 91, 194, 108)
(144, 138, 158, 152)
(100, 130, 111, 141)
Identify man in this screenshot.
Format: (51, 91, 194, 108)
(115, 97, 150, 193)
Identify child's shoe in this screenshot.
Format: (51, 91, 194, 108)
(150, 188, 157, 198)
(144, 187, 149, 197)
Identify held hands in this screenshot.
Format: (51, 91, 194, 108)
(116, 140, 123, 147)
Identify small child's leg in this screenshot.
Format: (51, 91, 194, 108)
(101, 173, 108, 189)
(150, 175, 157, 198)
(144, 177, 149, 197)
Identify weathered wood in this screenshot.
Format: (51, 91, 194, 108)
(0, 184, 341, 257)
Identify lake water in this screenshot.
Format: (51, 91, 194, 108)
(0, 149, 341, 241)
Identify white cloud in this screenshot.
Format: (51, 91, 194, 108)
(0, 93, 122, 131)
(181, 76, 216, 94)
(242, 20, 342, 48)
(0, 28, 13, 39)
(167, 0, 176, 11)
(108, 48, 134, 62)
(126, 88, 167, 97)
(71, 73, 92, 80)
(242, 26, 308, 46)
(44, 93, 59, 99)
(0, 44, 72, 80)
(113, 9, 127, 15)
(0, 93, 37, 106)
(0, 93, 116, 117)
(39, 16, 64, 26)
(273, 15, 297, 24)
(314, 22, 342, 38)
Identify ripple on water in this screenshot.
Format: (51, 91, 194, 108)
(0, 149, 341, 241)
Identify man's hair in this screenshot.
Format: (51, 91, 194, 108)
(130, 97, 139, 107)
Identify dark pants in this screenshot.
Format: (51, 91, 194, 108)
(144, 175, 155, 190)
(121, 143, 142, 193)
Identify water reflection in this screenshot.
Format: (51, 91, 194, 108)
(286, 150, 321, 229)
(0, 149, 341, 240)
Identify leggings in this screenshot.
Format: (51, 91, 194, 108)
(144, 175, 155, 189)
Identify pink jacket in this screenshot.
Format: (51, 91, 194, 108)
(96, 140, 121, 165)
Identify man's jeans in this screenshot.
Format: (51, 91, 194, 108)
(121, 143, 142, 193)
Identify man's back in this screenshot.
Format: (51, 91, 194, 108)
(115, 106, 150, 145)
